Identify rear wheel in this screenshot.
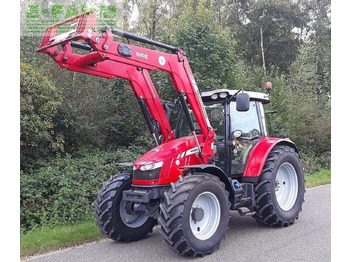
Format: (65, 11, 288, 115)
(94, 172, 157, 241)
(159, 173, 230, 257)
(253, 145, 305, 226)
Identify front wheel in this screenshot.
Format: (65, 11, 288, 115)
(93, 172, 157, 241)
(159, 174, 230, 257)
(253, 145, 305, 226)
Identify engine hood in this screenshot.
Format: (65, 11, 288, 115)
(133, 135, 202, 169)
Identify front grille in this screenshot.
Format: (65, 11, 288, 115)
(133, 167, 161, 180)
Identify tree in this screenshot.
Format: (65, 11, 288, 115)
(303, 0, 331, 96)
(172, 2, 239, 90)
(288, 43, 319, 94)
(224, 0, 309, 73)
(20, 62, 64, 170)
(132, 0, 171, 39)
(286, 42, 330, 155)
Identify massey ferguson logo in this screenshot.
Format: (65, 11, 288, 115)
(136, 52, 148, 59)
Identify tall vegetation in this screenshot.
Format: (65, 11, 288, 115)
(20, 0, 331, 231)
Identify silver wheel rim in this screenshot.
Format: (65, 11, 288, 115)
(190, 191, 221, 240)
(275, 162, 299, 211)
(119, 200, 148, 228)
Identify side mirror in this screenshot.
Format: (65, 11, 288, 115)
(236, 93, 250, 112)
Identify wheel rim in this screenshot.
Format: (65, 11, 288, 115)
(275, 162, 299, 211)
(119, 200, 148, 228)
(189, 191, 221, 240)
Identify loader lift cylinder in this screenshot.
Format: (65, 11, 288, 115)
(137, 97, 159, 146)
(178, 93, 202, 154)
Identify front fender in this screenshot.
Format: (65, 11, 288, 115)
(241, 136, 297, 183)
(181, 164, 234, 199)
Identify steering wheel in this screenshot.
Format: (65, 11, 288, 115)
(210, 107, 224, 132)
(240, 129, 261, 140)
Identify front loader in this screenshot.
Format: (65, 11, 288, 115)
(37, 12, 305, 257)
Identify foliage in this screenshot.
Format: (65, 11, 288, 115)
(20, 62, 65, 171)
(55, 76, 148, 148)
(132, 0, 172, 40)
(300, 152, 331, 175)
(173, 3, 239, 90)
(286, 42, 331, 155)
(304, 0, 331, 95)
(21, 36, 149, 152)
(234, 61, 266, 92)
(223, 0, 308, 72)
(20, 145, 148, 232)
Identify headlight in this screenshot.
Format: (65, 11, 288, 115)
(140, 161, 163, 171)
(211, 94, 218, 100)
(134, 162, 163, 180)
(219, 92, 228, 98)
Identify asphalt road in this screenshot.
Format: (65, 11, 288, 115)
(25, 184, 331, 262)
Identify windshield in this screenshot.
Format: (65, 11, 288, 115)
(230, 101, 261, 140)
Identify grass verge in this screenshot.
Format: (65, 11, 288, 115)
(20, 220, 104, 259)
(305, 169, 331, 188)
(21, 169, 331, 259)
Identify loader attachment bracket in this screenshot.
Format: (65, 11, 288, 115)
(37, 12, 98, 53)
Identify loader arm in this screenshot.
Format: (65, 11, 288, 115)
(37, 11, 214, 160)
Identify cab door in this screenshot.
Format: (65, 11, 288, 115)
(229, 101, 264, 176)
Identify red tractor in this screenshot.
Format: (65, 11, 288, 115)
(37, 12, 305, 257)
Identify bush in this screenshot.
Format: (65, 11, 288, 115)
(173, 4, 238, 90)
(20, 62, 65, 171)
(20, 145, 149, 232)
(300, 151, 331, 175)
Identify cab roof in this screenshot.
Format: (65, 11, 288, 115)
(200, 89, 270, 104)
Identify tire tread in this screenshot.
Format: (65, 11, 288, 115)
(253, 145, 305, 227)
(159, 173, 229, 257)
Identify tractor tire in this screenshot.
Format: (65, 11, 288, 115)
(159, 173, 230, 257)
(93, 172, 157, 241)
(253, 145, 305, 227)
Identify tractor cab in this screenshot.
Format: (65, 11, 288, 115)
(176, 89, 270, 178)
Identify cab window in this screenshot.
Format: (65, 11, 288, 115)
(230, 101, 261, 175)
(230, 101, 261, 139)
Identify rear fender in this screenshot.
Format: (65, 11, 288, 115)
(241, 136, 298, 183)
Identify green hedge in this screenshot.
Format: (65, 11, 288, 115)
(20, 146, 146, 232)
(300, 151, 331, 174)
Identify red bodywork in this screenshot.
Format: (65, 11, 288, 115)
(132, 136, 295, 185)
(243, 136, 296, 178)
(133, 136, 205, 185)
(36, 12, 291, 186)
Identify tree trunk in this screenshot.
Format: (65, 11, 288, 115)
(260, 26, 266, 77)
